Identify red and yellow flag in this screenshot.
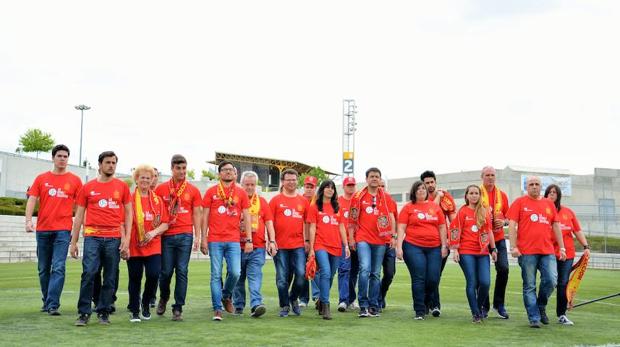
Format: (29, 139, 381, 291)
(567, 252, 590, 309)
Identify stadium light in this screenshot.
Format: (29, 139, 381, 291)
(74, 104, 91, 167)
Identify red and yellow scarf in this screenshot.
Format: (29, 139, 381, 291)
(348, 187, 392, 236)
(248, 193, 260, 231)
(217, 181, 236, 207)
(134, 188, 161, 242)
(167, 179, 187, 225)
(449, 206, 490, 251)
(481, 185, 503, 216)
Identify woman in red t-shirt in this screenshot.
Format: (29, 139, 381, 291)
(544, 184, 590, 326)
(127, 165, 169, 322)
(449, 185, 497, 323)
(308, 180, 350, 320)
(396, 181, 447, 320)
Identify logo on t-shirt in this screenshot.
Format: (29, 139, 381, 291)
(365, 206, 374, 214)
(417, 212, 425, 220)
(48, 188, 57, 197)
(218, 206, 227, 214)
(471, 225, 479, 232)
(530, 214, 539, 222)
(344, 211, 349, 218)
(98, 199, 108, 208)
(322, 215, 330, 224)
(284, 209, 292, 217)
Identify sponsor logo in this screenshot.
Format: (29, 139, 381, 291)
(417, 212, 425, 220)
(530, 214, 539, 222)
(322, 215, 330, 224)
(48, 188, 57, 197)
(471, 225, 479, 232)
(218, 206, 227, 214)
(344, 211, 349, 218)
(365, 206, 374, 214)
(98, 199, 108, 208)
(90, 191, 101, 196)
(284, 209, 292, 217)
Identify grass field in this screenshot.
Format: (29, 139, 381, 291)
(0, 260, 618, 347)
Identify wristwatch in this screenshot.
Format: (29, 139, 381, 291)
(490, 248, 498, 253)
(583, 244, 590, 250)
(391, 234, 398, 240)
(245, 239, 253, 244)
(269, 240, 276, 244)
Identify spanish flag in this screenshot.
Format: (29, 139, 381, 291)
(567, 252, 590, 309)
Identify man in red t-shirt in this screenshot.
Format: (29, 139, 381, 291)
(508, 176, 566, 328)
(200, 161, 251, 321)
(337, 176, 359, 311)
(420, 170, 455, 317)
(299, 175, 320, 307)
(232, 170, 277, 318)
(25, 144, 82, 316)
(154, 154, 202, 321)
(378, 179, 398, 312)
(269, 168, 309, 317)
(479, 166, 511, 319)
(70, 151, 132, 326)
(348, 167, 396, 317)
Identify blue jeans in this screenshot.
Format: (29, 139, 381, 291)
(77, 237, 121, 315)
(36, 230, 70, 311)
(356, 242, 386, 309)
(273, 247, 306, 308)
(127, 255, 161, 314)
(379, 246, 396, 308)
(300, 278, 321, 303)
(159, 233, 193, 311)
(402, 241, 441, 315)
(556, 258, 574, 317)
(458, 254, 491, 316)
(315, 250, 341, 305)
(209, 242, 241, 311)
(518, 254, 557, 322)
(338, 248, 359, 304)
(233, 248, 266, 309)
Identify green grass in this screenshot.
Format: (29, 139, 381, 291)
(0, 261, 618, 347)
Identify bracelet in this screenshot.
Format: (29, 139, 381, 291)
(490, 248, 497, 253)
(269, 240, 276, 244)
(305, 239, 310, 242)
(245, 239, 253, 243)
(583, 244, 590, 250)
(391, 234, 398, 240)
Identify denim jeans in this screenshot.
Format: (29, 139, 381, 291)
(315, 250, 341, 305)
(356, 242, 386, 309)
(402, 241, 441, 315)
(93, 263, 119, 307)
(299, 278, 321, 304)
(36, 230, 70, 311)
(273, 247, 306, 308)
(159, 233, 193, 312)
(77, 237, 121, 315)
(233, 248, 266, 309)
(209, 242, 241, 311)
(379, 246, 396, 308)
(338, 248, 359, 305)
(518, 254, 558, 322)
(427, 248, 449, 310)
(483, 239, 509, 311)
(556, 258, 574, 317)
(127, 255, 161, 314)
(458, 254, 491, 317)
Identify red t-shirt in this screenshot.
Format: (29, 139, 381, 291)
(203, 184, 250, 243)
(450, 206, 492, 255)
(398, 201, 446, 248)
(269, 194, 309, 250)
(240, 196, 273, 249)
(129, 193, 170, 257)
(155, 180, 202, 236)
(484, 187, 510, 242)
(77, 178, 131, 238)
(553, 206, 581, 259)
(307, 203, 343, 256)
(338, 196, 352, 229)
(355, 192, 397, 245)
(506, 196, 557, 255)
(382, 194, 398, 243)
(28, 171, 82, 231)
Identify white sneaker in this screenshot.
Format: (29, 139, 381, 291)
(298, 302, 308, 308)
(337, 302, 347, 312)
(348, 302, 360, 310)
(558, 315, 574, 325)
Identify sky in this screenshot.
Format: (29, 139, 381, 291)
(1, 0, 619, 181)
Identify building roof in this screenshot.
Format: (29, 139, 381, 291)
(207, 151, 338, 175)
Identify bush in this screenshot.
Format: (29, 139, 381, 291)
(0, 197, 38, 216)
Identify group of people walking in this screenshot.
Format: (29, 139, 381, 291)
(25, 145, 590, 328)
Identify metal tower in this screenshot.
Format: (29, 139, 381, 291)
(342, 99, 357, 177)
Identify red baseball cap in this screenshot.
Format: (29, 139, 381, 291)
(343, 177, 356, 186)
(304, 176, 318, 187)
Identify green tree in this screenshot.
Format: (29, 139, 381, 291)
(123, 177, 134, 189)
(187, 169, 196, 180)
(18, 128, 55, 158)
(298, 166, 329, 188)
(201, 169, 218, 181)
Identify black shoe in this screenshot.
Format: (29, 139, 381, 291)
(40, 305, 47, 313)
(109, 304, 116, 314)
(234, 307, 244, 315)
(358, 307, 370, 318)
(251, 304, 266, 318)
(530, 320, 542, 328)
(129, 312, 141, 323)
(48, 308, 61, 316)
(75, 313, 90, 326)
(150, 297, 156, 308)
(431, 307, 441, 317)
(98, 312, 110, 325)
(368, 307, 380, 317)
(539, 308, 549, 325)
(141, 305, 151, 320)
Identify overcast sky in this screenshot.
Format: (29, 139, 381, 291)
(1, 0, 618, 181)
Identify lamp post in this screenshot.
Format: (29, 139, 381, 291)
(74, 104, 91, 167)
